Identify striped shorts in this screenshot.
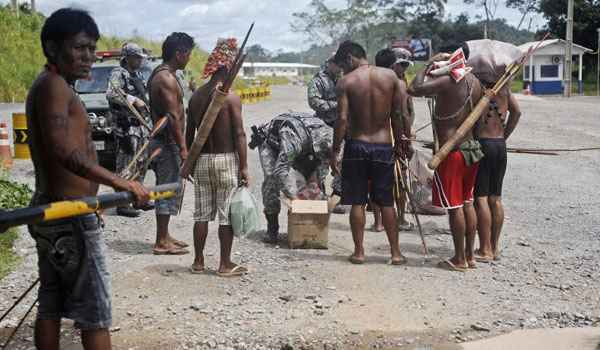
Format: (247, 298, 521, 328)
(193, 152, 239, 224)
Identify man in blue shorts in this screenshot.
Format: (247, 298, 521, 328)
(330, 41, 413, 265)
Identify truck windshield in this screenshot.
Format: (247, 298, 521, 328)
(75, 66, 114, 94)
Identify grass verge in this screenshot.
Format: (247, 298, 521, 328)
(0, 227, 21, 280)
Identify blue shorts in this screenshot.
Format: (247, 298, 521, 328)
(341, 139, 395, 207)
(150, 141, 183, 216)
(30, 214, 111, 330)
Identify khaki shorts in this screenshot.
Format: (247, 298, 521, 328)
(193, 152, 239, 225)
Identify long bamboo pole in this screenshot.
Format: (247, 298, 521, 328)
(180, 23, 254, 179)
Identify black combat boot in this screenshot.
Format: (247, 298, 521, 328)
(263, 214, 279, 244)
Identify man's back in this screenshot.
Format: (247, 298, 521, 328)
(186, 83, 241, 154)
(475, 86, 509, 139)
(341, 66, 399, 144)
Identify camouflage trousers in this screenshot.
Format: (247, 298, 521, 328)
(258, 144, 282, 215)
(116, 133, 147, 182)
(331, 139, 344, 196)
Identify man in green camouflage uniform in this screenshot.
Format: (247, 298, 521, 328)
(106, 43, 151, 217)
(307, 58, 345, 213)
(253, 112, 333, 244)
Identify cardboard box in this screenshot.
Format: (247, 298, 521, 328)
(287, 200, 329, 249)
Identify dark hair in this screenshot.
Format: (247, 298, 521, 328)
(375, 48, 395, 68)
(40, 8, 100, 62)
(334, 40, 366, 64)
(162, 32, 195, 61)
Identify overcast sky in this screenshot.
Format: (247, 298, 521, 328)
(3, 0, 546, 52)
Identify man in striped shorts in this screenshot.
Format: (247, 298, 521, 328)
(185, 39, 249, 277)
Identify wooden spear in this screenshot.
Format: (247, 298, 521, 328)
(180, 23, 254, 180)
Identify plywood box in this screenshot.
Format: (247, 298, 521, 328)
(287, 200, 329, 249)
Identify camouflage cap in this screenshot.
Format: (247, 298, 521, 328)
(391, 47, 413, 66)
(121, 43, 147, 58)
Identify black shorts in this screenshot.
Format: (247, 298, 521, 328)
(475, 138, 507, 197)
(341, 139, 395, 207)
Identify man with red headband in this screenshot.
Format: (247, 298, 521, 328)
(185, 38, 249, 277)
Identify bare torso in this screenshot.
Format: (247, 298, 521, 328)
(187, 83, 239, 153)
(432, 73, 483, 146)
(26, 72, 99, 200)
(149, 67, 185, 143)
(342, 66, 399, 144)
(475, 86, 509, 139)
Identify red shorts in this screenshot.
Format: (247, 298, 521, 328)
(432, 151, 479, 209)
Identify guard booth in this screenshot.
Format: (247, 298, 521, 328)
(519, 39, 592, 95)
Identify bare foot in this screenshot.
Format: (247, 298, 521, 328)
(348, 254, 365, 264)
(390, 254, 407, 265)
(217, 263, 248, 277)
(370, 224, 384, 232)
(167, 236, 189, 248)
(466, 259, 477, 269)
(474, 249, 494, 262)
(190, 263, 205, 274)
(153, 242, 189, 255)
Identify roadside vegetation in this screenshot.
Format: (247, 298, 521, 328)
(0, 6, 208, 103)
(0, 166, 32, 279)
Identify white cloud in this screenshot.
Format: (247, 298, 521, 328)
(1, 0, 544, 52)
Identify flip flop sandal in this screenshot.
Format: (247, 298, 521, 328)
(389, 256, 408, 265)
(152, 247, 189, 255)
(474, 254, 493, 263)
(170, 238, 189, 248)
(348, 255, 365, 265)
(216, 265, 248, 278)
(189, 266, 206, 274)
(437, 259, 467, 272)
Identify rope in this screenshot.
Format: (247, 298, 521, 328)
(1, 298, 38, 350)
(0, 278, 39, 324)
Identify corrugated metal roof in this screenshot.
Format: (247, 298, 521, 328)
(518, 39, 592, 54)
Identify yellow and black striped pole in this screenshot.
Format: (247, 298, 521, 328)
(0, 183, 180, 233)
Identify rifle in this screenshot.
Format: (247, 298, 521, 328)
(109, 80, 152, 132)
(0, 183, 180, 233)
(120, 116, 169, 178)
(180, 23, 255, 179)
(428, 33, 550, 170)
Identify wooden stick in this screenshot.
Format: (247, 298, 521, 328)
(396, 158, 428, 255)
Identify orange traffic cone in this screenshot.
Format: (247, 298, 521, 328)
(0, 121, 13, 169)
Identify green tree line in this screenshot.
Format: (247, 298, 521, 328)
(0, 6, 207, 103)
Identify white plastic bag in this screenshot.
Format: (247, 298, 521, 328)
(228, 186, 260, 237)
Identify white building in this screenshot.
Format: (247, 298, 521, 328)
(519, 39, 592, 95)
(240, 62, 319, 77)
